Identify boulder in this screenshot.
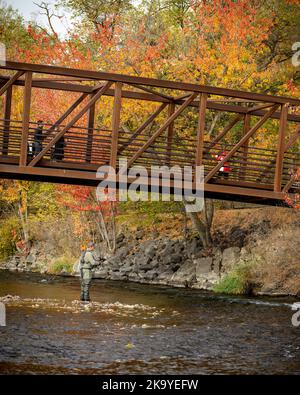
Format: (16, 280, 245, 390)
(143, 270, 158, 281)
(25, 253, 36, 264)
(139, 264, 153, 271)
(195, 257, 213, 279)
(135, 229, 144, 240)
(119, 265, 133, 274)
(221, 247, 241, 272)
(187, 238, 202, 258)
(109, 271, 127, 281)
(150, 259, 159, 269)
(173, 241, 185, 255)
(135, 252, 155, 270)
(192, 272, 220, 290)
(93, 270, 109, 279)
(169, 260, 196, 286)
(240, 246, 251, 260)
(230, 226, 246, 248)
(160, 241, 174, 257)
(155, 269, 173, 284)
(170, 253, 183, 264)
(162, 255, 173, 265)
(128, 272, 139, 282)
(144, 244, 156, 259)
(163, 253, 182, 265)
(116, 246, 129, 261)
(212, 248, 222, 275)
(106, 256, 121, 269)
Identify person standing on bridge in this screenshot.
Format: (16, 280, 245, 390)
(215, 149, 230, 179)
(33, 120, 44, 157)
(52, 126, 65, 161)
(79, 242, 99, 302)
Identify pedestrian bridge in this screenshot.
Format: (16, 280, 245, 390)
(1, 61, 300, 205)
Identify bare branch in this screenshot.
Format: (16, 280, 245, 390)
(33, 1, 62, 36)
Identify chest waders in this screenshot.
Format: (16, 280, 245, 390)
(80, 252, 93, 302)
(80, 269, 92, 302)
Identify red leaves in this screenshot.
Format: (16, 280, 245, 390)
(287, 80, 297, 94)
(55, 184, 115, 214)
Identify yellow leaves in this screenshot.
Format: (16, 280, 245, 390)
(125, 342, 135, 349)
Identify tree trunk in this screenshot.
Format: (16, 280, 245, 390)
(184, 198, 214, 249)
(18, 188, 29, 247)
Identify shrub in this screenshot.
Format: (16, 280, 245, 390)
(214, 262, 254, 295)
(49, 257, 74, 274)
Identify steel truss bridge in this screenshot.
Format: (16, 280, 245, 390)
(1, 61, 300, 205)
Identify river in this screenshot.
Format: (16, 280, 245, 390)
(0, 271, 299, 374)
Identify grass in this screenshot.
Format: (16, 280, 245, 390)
(49, 257, 74, 274)
(214, 262, 254, 295)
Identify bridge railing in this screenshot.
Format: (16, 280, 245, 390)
(2, 117, 298, 192)
(1, 60, 300, 201)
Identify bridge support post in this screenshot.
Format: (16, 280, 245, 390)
(86, 94, 95, 163)
(19, 71, 32, 166)
(274, 103, 288, 192)
(195, 93, 207, 167)
(110, 82, 122, 169)
(239, 113, 251, 181)
(166, 102, 175, 165)
(2, 85, 12, 156)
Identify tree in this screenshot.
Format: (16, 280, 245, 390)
(0, 180, 61, 251)
(3, 0, 300, 253)
(0, 180, 31, 248)
(59, 0, 133, 36)
(0, 1, 35, 59)
(184, 198, 214, 249)
(164, 0, 193, 28)
(258, 0, 300, 68)
(33, 1, 63, 36)
(56, 185, 118, 252)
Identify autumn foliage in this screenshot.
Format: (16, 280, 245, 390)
(285, 167, 300, 209)
(1, 0, 300, 252)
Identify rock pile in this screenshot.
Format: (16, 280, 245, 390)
(1, 233, 245, 291)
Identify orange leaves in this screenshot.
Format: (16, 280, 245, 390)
(16, 25, 93, 70)
(285, 166, 300, 209)
(56, 184, 106, 213)
(0, 180, 29, 204)
(285, 193, 300, 209)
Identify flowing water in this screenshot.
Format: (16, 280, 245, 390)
(0, 271, 299, 375)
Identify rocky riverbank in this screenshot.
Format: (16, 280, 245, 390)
(1, 234, 233, 289)
(1, 207, 300, 297)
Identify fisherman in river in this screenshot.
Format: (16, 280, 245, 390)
(79, 242, 99, 302)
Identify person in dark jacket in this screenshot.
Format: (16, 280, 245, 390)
(52, 126, 65, 161)
(33, 120, 44, 156)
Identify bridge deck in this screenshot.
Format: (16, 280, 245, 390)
(1, 61, 300, 205)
